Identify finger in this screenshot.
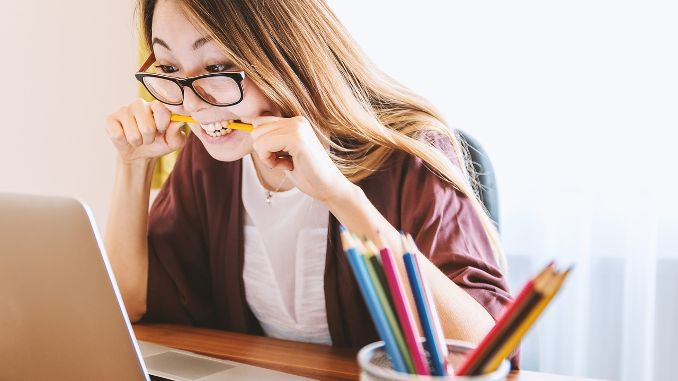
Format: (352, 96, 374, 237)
(252, 131, 292, 157)
(118, 108, 143, 147)
(131, 101, 157, 145)
(252, 143, 281, 169)
(253, 147, 277, 169)
(260, 152, 293, 170)
(105, 115, 130, 151)
(251, 115, 282, 128)
(164, 121, 187, 150)
(250, 117, 287, 140)
(253, 135, 298, 171)
(272, 156, 294, 171)
(151, 101, 171, 133)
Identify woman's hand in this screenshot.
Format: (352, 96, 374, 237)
(250, 115, 354, 204)
(105, 99, 186, 164)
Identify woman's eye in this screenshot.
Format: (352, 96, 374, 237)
(155, 65, 178, 74)
(206, 64, 231, 73)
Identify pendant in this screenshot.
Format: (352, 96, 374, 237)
(265, 191, 272, 205)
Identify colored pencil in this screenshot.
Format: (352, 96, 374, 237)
(339, 226, 407, 373)
(471, 267, 553, 373)
(338, 226, 571, 377)
(406, 234, 450, 374)
(363, 239, 396, 313)
(402, 234, 448, 376)
(356, 238, 415, 373)
(170, 114, 253, 132)
(379, 243, 431, 375)
(480, 267, 572, 373)
(456, 263, 556, 375)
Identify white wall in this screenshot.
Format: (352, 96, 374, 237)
(326, 0, 678, 216)
(0, 0, 138, 229)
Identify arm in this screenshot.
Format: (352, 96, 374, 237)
(103, 99, 186, 322)
(105, 158, 156, 321)
(325, 185, 497, 344)
(248, 115, 507, 344)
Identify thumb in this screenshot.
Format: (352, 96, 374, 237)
(165, 121, 187, 150)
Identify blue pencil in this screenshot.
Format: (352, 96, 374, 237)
(402, 235, 448, 376)
(339, 226, 407, 373)
(407, 234, 450, 369)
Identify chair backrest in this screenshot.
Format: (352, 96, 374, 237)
(456, 130, 500, 231)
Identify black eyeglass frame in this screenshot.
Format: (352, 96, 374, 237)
(134, 53, 246, 107)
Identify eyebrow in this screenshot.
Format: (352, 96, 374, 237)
(151, 37, 211, 51)
(192, 37, 210, 50)
(151, 37, 170, 50)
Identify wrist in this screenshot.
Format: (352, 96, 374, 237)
(117, 156, 157, 173)
(324, 180, 362, 213)
(115, 156, 157, 191)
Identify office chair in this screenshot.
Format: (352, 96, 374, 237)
(456, 130, 500, 231)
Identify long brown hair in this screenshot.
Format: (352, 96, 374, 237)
(137, 0, 506, 271)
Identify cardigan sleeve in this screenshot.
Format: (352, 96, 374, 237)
(140, 136, 214, 325)
(399, 149, 513, 322)
(395, 136, 519, 366)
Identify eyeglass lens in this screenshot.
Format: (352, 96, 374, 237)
(142, 76, 241, 106)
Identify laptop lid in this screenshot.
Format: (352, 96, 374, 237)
(0, 193, 149, 381)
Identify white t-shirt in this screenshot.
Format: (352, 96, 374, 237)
(241, 154, 332, 345)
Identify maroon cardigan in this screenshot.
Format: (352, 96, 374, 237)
(142, 133, 517, 366)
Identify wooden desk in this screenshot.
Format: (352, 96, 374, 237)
(133, 324, 603, 381)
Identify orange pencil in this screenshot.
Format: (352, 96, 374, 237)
(456, 263, 555, 375)
(170, 114, 253, 132)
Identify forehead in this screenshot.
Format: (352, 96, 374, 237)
(151, 0, 216, 53)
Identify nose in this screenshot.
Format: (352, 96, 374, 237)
(181, 86, 208, 114)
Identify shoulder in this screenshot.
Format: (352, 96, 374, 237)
(363, 129, 464, 190)
(356, 130, 474, 228)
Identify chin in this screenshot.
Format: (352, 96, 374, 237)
(190, 124, 251, 162)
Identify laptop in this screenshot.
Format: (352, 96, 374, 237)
(0, 193, 313, 381)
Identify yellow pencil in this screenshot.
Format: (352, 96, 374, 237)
(480, 267, 573, 373)
(169, 114, 253, 132)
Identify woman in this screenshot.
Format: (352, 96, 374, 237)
(105, 0, 515, 361)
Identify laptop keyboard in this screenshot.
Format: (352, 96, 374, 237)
(149, 375, 173, 381)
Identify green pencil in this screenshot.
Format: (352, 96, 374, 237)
(355, 238, 415, 374)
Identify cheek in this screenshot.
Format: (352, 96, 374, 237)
(230, 79, 278, 117)
(166, 104, 184, 115)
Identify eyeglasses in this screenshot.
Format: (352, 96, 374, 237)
(135, 53, 245, 107)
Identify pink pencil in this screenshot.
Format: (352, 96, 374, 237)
(379, 246, 431, 375)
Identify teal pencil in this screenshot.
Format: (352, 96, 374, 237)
(356, 238, 415, 374)
(340, 227, 407, 372)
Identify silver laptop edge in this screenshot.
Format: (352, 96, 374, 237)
(78, 198, 152, 380)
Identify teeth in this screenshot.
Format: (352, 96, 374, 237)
(200, 122, 233, 138)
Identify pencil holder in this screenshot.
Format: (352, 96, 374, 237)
(357, 339, 510, 381)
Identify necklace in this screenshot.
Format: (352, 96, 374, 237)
(264, 172, 288, 206)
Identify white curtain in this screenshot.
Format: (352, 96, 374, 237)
(328, 1, 678, 380)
